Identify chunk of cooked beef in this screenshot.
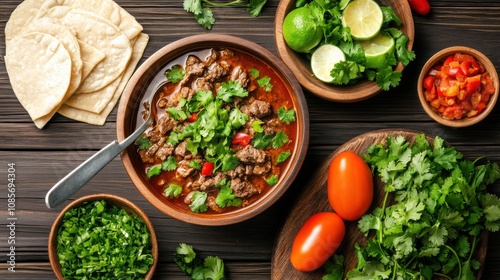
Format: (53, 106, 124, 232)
(206, 62, 229, 82)
(147, 114, 175, 142)
(248, 100, 272, 118)
(177, 159, 196, 178)
(230, 65, 249, 87)
(253, 161, 271, 176)
(236, 145, 266, 164)
(156, 142, 175, 161)
(227, 164, 246, 179)
(191, 175, 216, 191)
(185, 55, 205, 77)
(195, 78, 212, 91)
(231, 178, 259, 198)
(174, 141, 188, 157)
(219, 48, 234, 58)
(263, 117, 281, 135)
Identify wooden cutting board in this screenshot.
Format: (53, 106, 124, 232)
(271, 129, 488, 279)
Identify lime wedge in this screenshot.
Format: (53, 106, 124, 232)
(342, 0, 383, 41)
(359, 33, 395, 68)
(311, 44, 346, 83)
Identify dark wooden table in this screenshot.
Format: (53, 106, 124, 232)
(1, 0, 500, 279)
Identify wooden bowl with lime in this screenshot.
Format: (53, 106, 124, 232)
(274, 0, 414, 102)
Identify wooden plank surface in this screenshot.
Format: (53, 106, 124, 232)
(1, 0, 500, 279)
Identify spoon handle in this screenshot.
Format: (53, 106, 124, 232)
(45, 140, 124, 209)
(45, 118, 151, 209)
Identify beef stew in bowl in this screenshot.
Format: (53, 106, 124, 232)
(117, 34, 309, 225)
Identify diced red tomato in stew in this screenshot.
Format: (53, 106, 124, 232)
(422, 53, 495, 120)
(201, 162, 214, 176)
(231, 132, 252, 147)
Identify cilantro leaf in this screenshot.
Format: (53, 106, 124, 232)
(257, 76, 273, 92)
(272, 130, 289, 148)
(165, 65, 186, 83)
(146, 164, 162, 178)
(195, 8, 216, 30)
(276, 151, 291, 163)
(216, 184, 243, 208)
(189, 191, 208, 213)
(135, 136, 152, 150)
(164, 184, 183, 198)
(174, 243, 228, 280)
(266, 175, 278, 186)
(162, 156, 177, 171)
(247, 0, 267, 17)
(277, 106, 296, 124)
(216, 80, 248, 102)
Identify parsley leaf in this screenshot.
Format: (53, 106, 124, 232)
(272, 130, 289, 148)
(216, 184, 243, 208)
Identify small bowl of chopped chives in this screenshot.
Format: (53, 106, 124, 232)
(48, 194, 158, 279)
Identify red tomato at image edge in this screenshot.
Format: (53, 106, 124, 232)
(290, 212, 345, 272)
(327, 151, 374, 221)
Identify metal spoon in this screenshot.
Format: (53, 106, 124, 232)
(45, 85, 161, 209)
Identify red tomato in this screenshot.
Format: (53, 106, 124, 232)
(201, 162, 214, 176)
(407, 0, 430, 15)
(327, 151, 373, 221)
(290, 212, 345, 272)
(232, 132, 252, 146)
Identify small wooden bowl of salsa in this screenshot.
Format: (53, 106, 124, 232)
(418, 46, 499, 127)
(117, 34, 309, 226)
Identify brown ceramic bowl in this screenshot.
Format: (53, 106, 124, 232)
(274, 0, 414, 102)
(117, 34, 309, 226)
(48, 194, 158, 279)
(417, 46, 499, 127)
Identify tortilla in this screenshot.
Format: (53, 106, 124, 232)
(4, 0, 147, 128)
(23, 17, 83, 95)
(5, 32, 72, 126)
(58, 33, 149, 125)
(40, 7, 132, 93)
(78, 40, 106, 82)
(36, 0, 143, 40)
(5, 0, 47, 41)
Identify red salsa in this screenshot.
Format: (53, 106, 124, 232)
(134, 48, 297, 214)
(422, 53, 495, 120)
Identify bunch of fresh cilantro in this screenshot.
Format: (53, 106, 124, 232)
(329, 134, 500, 279)
(183, 0, 268, 29)
(174, 243, 227, 280)
(299, 0, 415, 90)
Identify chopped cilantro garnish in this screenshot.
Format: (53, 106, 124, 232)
(277, 106, 296, 124)
(174, 243, 227, 280)
(257, 76, 273, 92)
(189, 191, 208, 213)
(276, 151, 291, 163)
(189, 160, 202, 169)
(135, 136, 152, 150)
(252, 132, 273, 149)
(164, 184, 183, 198)
(57, 200, 153, 279)
(165, 64, 186, 83)
(266, 175, 278, 186)
(250, 67, 260, 78)
(166, 107, 188, 121)
(216, 80, 249, 102)
(272, 130, 289, 148)
(216, 184, 243, 208)
(162, 156, 177, 171)
(147, 156, 177, 178)
(252, 120, 264, 133)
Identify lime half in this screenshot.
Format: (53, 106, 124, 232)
(311, 44, 346, 83)
(359, 33, 395, 69)
(342, 0, 383, 41)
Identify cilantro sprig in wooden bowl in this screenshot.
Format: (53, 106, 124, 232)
(274, 0, 415, 102)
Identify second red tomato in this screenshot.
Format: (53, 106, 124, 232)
(327, 151, 374, 221)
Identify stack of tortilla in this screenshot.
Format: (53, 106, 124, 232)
(4, 0, 149, 128)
